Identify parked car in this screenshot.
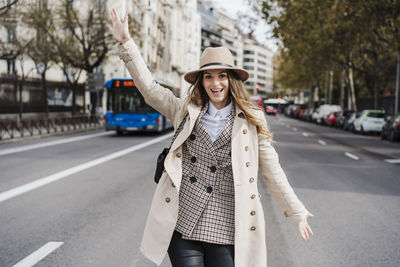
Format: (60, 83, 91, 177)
(312, 104, 342, 124)
(325, 111, 341, 126)
(343, 112, 360, 131)
(303, 108, 315, 121)
(285, 104, 298, 117)
(265, 105, 277, 115)
(381, 113, 400, 141)
(335, 110, 354, 129)
(353, 109, 386, 134)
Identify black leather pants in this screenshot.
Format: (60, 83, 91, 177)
(168, 231, 234, 267)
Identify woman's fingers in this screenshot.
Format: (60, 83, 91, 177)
(306, 225, 313, 236)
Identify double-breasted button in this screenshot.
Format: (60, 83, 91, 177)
(250, 226, 256, 231)
(190, 134, 196, 141)
(243, 129, 248, 134)
(250, 194, 256, 199)
(210, 166, 217, 173)
(165, 197, 171, 203)
(249, 177, 255, 183)
(176, 153, 181, 158)
(245, 146, 249, 152)
(250, 211, 256, 216)
(191, 156, 197, 163)
(206, 186, 213, 193)
(190, 176, 197, 183)
(246, 162, 250, 167)
(171, 183, 175, 188)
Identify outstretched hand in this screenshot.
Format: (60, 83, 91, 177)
(297, 212, 314, 241)
(107, 8, 131, 44)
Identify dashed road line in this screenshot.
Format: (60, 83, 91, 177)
(0, 132, 174, 204)
(12, 241, 63, 267)
(345, 152, 360, 160)
(0, 131, 113, 156)
(302, 132, 309, 137)
(318, 139, 327, 146)
(292, 128, 298, 132)
(384, 159, 400, 164)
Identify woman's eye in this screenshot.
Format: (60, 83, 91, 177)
(219, 74, 227, 78)
(205, 75, 211, 79)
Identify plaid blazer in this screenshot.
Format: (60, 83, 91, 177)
(175, 103, 236, 244)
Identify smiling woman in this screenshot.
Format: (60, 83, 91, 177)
(108, 8, 313, 267)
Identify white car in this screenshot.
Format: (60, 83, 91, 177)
(353, 110, 386, 134)
(312, 104, 342, 124)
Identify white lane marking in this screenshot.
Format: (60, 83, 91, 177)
(384, 159, 400, 164)
(0, 133, 174, 204)
(345, 152, 359, 160)
(0, 131, 113, 156)
(286, 125, 290, 128)
(292, 128, 298, 132)
(302, 132, 309, 137)
(318, 140, 327, 146)
(12, 241, 63, 267)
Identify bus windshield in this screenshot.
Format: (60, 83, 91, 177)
(107, 81, 156, 114)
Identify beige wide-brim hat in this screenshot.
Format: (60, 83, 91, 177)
(184, 47, 249, 84)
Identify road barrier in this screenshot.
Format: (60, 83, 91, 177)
(0, 115, 104, 141)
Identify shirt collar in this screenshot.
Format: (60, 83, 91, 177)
(207, 99, 233, 118)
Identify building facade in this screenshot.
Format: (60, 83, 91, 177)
(0, 0, 201, 118)
(243, 38, 274, 96)
(197, 0, 243, 69)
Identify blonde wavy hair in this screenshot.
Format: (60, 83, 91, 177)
(182, 70, 273, 140)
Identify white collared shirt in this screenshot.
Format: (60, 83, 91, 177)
(200, 100, 233, 142)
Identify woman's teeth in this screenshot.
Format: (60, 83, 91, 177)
(211, 88, 223, 93)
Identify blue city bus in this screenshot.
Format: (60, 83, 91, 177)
(104, 78, 173, 135)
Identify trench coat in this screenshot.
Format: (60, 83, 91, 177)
(119, 39, 309, 267)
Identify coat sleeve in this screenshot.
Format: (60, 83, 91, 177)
(118, 39, 183, 123)
(257, 112, 309, 224)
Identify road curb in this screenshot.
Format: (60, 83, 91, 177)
(0, 126, 105, 145)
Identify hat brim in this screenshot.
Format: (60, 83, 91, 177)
(184, 66, 249, 84)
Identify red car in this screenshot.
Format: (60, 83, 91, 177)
(325, 111, 341, 126)
(265, 105, 277, 115)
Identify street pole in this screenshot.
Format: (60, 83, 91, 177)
(395, 50, 399, 114)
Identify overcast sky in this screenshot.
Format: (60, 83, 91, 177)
(212, 0, 279, 52)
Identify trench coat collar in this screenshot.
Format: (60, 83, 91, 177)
(170, 101, 245, 152)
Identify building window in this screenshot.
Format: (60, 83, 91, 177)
(258, 60, 266, 65)
(258, 67, 266, 73)
(245, 81, 254, 86)
(258, 53, 266, 58)
(244, 50, 254, 55)
(257, 75, 266, 80)
(244, 66, 254, 70)
(244, 58, 254, 63)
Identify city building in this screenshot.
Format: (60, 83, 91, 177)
(243, 38, 274, 96)
(0, 0, 201, 119)
(197, 0, 243, 69)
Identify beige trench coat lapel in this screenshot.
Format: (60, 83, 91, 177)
(164, 103, 201, 191)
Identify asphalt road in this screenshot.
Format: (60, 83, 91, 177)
(0, 114, 399, 267)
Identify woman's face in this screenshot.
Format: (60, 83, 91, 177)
(202, 69, 230, 109)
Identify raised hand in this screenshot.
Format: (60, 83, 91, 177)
(297, 212, 314, 241)
(107, 8, 131, 44)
